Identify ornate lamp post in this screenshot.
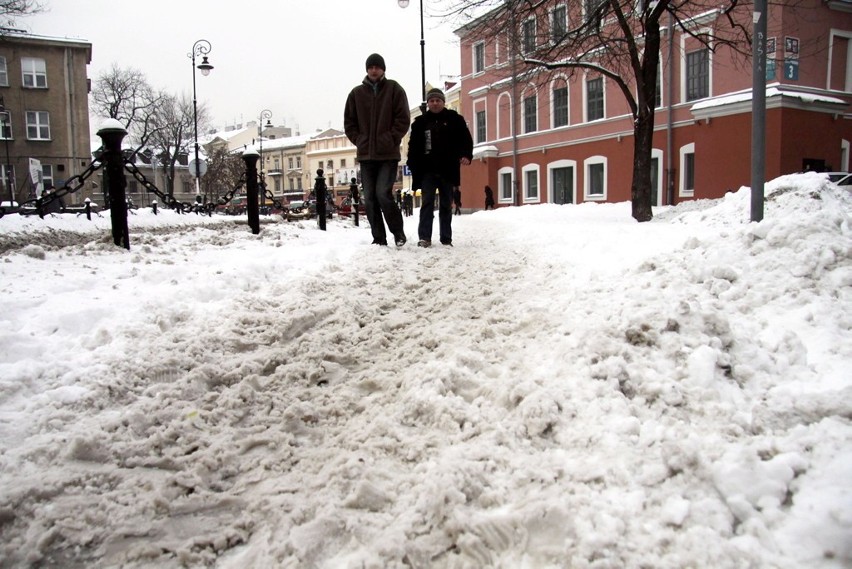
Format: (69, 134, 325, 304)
(258, 109, 272, 212)
(0, 95, 13, 204)
(398, 0, 427, 114)
(188, 39, 214, 196)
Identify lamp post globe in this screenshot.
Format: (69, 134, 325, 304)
(188, 39, 213, 196)
(258, 109, 272, 212)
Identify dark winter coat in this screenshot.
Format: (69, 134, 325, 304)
(407, 108, 473, 187)
(344, 76, 410, 162)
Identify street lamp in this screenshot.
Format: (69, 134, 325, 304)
(398, 0, 427, 114)
(188, 39, 214, 196)
(258, 109, 272, 212)
(0, 96, 12, 204)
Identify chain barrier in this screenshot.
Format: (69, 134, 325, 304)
(124, 162, 248, 215)
(262, 184, 286, 212)
(11, 159, 104, 217)
(4, 153, 258, 218)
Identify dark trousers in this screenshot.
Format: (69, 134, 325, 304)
(418, 172, 453, 243)
(360, 160, 405, 244)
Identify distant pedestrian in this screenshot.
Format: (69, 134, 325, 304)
(406, 88, 473, 247)
(344, 53, 410, 247)
(453, 187, 462, 215)
(403, 191, 413, 217)
(484, 185, 495, 210)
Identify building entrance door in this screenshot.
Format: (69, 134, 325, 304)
(552, 167, 573, 204)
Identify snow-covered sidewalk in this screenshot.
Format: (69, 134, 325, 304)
(0, 174, 850, 568)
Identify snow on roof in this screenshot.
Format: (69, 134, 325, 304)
(691, 84, 848, 115)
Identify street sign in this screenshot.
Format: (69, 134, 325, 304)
(188, 159, 208, 177)
(784, 58, 799, 81)
(766, 58, 776, 81)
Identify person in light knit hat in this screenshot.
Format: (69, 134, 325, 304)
(344, 53, 410, 247)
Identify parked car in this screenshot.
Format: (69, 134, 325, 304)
(285, 200, 313, 221)
(833, 173, 852, 190)
(306, 199, 334, 219)
(336, 196, 367, 217)
(823, 172, 849, 183)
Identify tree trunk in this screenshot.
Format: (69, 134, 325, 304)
(631, 113, 654, 222)
(631, 16, 662, 223)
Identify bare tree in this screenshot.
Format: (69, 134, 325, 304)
(148, 93, 210, 198)
(446, 0, 758, 221)
(90, 64, 163, 154)
(0, 0, 43, 30)
(203, 146, 245, 206)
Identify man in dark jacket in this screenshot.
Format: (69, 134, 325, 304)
(344, 53, 410, 247)
(407, 88, 473, 247)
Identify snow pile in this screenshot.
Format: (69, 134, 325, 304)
(0, 174, 850, 568)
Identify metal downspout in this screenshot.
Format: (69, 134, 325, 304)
(508, 0, 520, 206)
(666, 10, 675, 206)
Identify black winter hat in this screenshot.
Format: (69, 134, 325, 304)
(366, 53, 386, 71)
(426, 88, 445, 102)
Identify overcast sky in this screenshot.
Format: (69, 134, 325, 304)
(20, 0, 466, 136)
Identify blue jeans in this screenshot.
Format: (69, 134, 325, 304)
(418, 172, 453, 243)
(360, 160, 405, 244)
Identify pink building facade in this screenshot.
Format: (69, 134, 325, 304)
(455, 1, 852, 210)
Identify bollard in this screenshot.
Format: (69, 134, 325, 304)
(97, 119, 130, 250)
(349, 177, 360, 227)
(315, 169, 327, 231)
(152, 199, 158, 215)
(242, 147, 260, 235)
(84, 197, 92, 221)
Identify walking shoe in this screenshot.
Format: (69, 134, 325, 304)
(395, 234, 407, 247)
(440, 240, 453, 246)
(417, 239, 431, 248)
(372, 239, 388, 246)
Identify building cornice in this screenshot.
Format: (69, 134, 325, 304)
(691, 84, 849, 120)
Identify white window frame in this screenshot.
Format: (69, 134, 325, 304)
(679, 142, 695, 198)
(841, 138, 850, 172)
(498, 166, 514, 203)
(651, 148, 664, 206)
(584, 75, 605, 122)
(551, 4, 567, 45)
(497, 92, 513, 140)
(551, 78, 569, 129)
(680, 29, 713, 103)
(827, 29, 852, 91)
(584, 155, 607, 201)
(0, 110, 11, 139)
(21, 57, 47, 89)
(522, 88, 538, 134)
(473, 41, 485, 74)
(1, 164, 14, 194)
(522, 164, 540, 203)
(0, 56, 7, 86)
(26, 111, 50, 140)
(473, 97, 487, 144)
(41, 164, 54, 189)
(522, 17, 537, 55)
(547, 159, 577, 204)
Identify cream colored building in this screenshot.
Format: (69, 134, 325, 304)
(260, 132, 313, 203)
(305, 129, 359, 202)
